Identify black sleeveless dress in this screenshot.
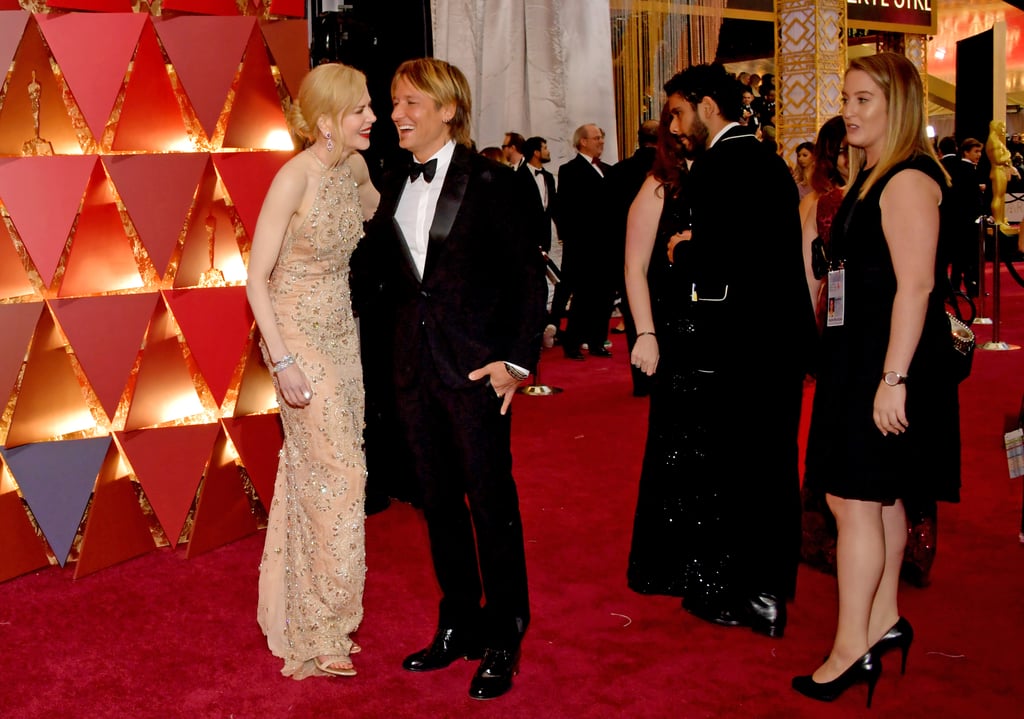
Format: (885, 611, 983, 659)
(804, 155, 961, 503)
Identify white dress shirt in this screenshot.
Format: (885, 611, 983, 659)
(395, 140, 456, 279)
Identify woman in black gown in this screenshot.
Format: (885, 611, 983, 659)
(792, 53, 961, 707)
(625, 104, 734, 604)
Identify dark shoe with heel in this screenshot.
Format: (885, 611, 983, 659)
(468, 646, 520, 700)
(402, 627, 482, 672)
(871, 617, 914, 674)
(792, 651, 882, 708)
(744, 592, 786, 638)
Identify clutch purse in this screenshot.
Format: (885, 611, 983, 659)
(947, 311, 975, 383)
(810, 237, 829, 280)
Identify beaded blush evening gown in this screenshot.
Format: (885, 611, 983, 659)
(256, 154, 368, 679)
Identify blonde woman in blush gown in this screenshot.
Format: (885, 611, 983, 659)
(246, 62, 379, 679)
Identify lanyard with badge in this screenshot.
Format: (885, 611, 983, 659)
(827, 196, 859, 328)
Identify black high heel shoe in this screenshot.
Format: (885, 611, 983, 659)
(871, 617, 914, 675)
(792, 651, 882, 708)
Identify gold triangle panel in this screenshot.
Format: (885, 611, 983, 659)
(110, 19, 193, 152)
(103, 154, 208, 278)
(73, 442, 156, 579)
(163, 286, 253, 406)
(153, 16, 256, 139)
(212, 151, 291, 240)
(4, 305, 97, 448)
(115, 423, 220, 547)
(0, 215, 37, 300)
(0, 488, 52, 583)
(221, 26, 290, 150)
(57, 159, 145, 297)
(49, 293, 158, 422)
(0, 156, 97, 287)
(0, 302, 44, 424)
(0, 15, 88, 156)
(185, 427, 258, 558)
(171, 156, 246, 287)
(35, 12, 145, 140)
(231, 336, 277, 418)
(259, 18, 309, 99)
(122, 296, 206, 431)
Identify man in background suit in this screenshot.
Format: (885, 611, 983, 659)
(502, 131, 526, 170)
(361, 58, 546, 700)
(666, 63, 815, 638)
(554, 123, 616, 360)
(939, 136, 982, 297)
(518, 135, 557, 253)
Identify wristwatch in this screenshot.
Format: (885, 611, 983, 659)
(882, 370, 907, 386)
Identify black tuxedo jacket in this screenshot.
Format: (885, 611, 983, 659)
(360, 144, 546, 390)
(554, 153, 614, 280)
(686, 125, 816, 378)
(517, 163, 556, 253)
(940, 156, 981, 235)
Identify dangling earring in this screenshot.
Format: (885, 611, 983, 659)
(325, 131, 334, 153)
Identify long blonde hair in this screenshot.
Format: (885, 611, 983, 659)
(286, 62, 367, 161)
(844, 53, 947, 198)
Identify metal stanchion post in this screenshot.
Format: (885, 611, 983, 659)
(518, 359, 563, 396)
(980, 223, 1020, 351)
(974, 217, 992, 325)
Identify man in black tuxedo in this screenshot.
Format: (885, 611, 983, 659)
(360, 58, 545, 701)
(554, 123, 616, 360)
(665, 64, 816, 638)
(939, 136, 982, 297)
(518, 136, 557, 253)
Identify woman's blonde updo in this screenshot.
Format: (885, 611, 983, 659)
(286, 62, 367, 160)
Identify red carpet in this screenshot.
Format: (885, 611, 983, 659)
(2, 267, 1023, 718)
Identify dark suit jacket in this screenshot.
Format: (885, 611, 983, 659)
(940, 156, 981, 238)
(361, 144, 547, 390)
(686, 126, 816, 378)
(554, 153, 614, 283)
(517, 163, 557, 253)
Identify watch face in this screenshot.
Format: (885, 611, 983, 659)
(884, 371, 903, 386)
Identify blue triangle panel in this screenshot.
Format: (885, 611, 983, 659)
(1, 437, 111, 566)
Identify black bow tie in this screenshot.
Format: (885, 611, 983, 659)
(534, 169, 544, 176)
(409, 158, 437, 183)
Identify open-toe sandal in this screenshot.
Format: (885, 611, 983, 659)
(315, 655, 357, 677)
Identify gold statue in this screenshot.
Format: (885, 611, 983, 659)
(986, 119, 1020, 239)
(22, 70, 54, 156)
(198, 212, 225, 286)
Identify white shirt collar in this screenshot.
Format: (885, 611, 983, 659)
(708, 122, 741, 148)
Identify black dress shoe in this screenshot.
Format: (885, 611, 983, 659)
(743, 592, 786, 638)
(468, 647, 520, 700)
(402, 627, 482, 672)
(564, 348, 585, 361)
(589, 346, 613, 358)
(682, 598, 743, 627)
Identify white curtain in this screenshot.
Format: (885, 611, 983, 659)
(431, 0, 619, 167)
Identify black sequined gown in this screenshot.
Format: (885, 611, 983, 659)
(626, 191, 736, 606)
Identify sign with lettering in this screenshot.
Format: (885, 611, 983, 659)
(723, 0, 936, 33)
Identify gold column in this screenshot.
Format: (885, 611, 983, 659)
(905, 34, 929, 109)
(775, 0, 846, 162)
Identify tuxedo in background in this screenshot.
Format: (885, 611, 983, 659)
(361, 137, 545, 695)
(941, 152, 981, 297)
(518, 161, 556, 253)
(555, 143, 616, 358)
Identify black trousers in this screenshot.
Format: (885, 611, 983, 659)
(394, 349, 530, 648)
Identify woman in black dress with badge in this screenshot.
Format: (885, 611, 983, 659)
(793, 53, 960, 707)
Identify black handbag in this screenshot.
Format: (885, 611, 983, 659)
(947, 311, 975, 384)
(810, 236, 829, 280)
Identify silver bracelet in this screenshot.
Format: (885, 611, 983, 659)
(504, 362, 528, 382)
(272, 354, 295, 373)
(637, 331, 656, 339)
